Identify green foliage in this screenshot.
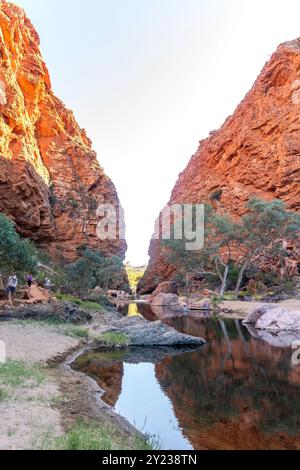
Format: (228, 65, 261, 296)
(88, 197, 98, 211)
(234, 198, 300, 293)
(0, 361, 45, 387)
(66, 248, 125, 294)
(68, 198, 79, 209)
(133, 433, 161, 451)
(0, 388, 9, 402)
(0, 213, 38, 275)
(49, 195, 58, 207)
(64, 326, 90, 339)
(164, 198, 300, 296)
(55, 294, 103, 311)
(36, 420, 157, 451)
(95, 332, 130, 348)
(164, 204, 239, 295)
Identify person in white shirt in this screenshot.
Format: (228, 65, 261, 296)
(7, 273, 18, 306)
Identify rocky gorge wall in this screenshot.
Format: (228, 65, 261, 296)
(0, 2, 126, 263)
(139, 38, 300, 294)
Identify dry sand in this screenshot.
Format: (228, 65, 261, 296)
(0, 323, 79, 363)
(0, 322, 80, 450)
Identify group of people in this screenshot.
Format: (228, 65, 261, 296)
(0, 273, 53, 306)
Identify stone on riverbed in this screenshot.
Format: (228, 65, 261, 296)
(98, 316, 205, 347)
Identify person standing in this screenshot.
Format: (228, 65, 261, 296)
(26, 274, 33, 288)
(7, 273, 18, 307)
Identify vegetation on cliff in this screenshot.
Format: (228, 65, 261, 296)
(0, 213, 38, 275)
(164, 198, 300, 296)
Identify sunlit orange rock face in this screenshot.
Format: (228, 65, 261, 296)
(139, 38, 300, 293)
(0, 3, 126, 262)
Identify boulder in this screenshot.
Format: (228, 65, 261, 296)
(150, 281, 178, 301)
(244, 304, 300, 332)
(243, 304, 279, 324)
(99, 316, 205, 347)
(27, 285, 52, 303)
(151, 293, 179, 308)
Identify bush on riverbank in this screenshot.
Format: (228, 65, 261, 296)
(95, 332, 130, 349)
(164, 198, 300, 298)
(36, 420, 157, 450)
(0, 213, 38, 276)
(55, 294, 103, 311)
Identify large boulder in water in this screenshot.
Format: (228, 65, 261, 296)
(243, 304, 300, 332)
(98, 316, 205, 347)
(151, 293, 179, 308)
(243, 304, 279, 324)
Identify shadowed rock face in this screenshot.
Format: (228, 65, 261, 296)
(139, 38, 300, 294)
(0, 3, 126, 263)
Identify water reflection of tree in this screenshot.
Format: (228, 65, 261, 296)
(156, 320, 300, 437)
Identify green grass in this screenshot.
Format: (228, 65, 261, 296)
(36, 421, 158, 451)
(0, 361, 45, 387)
(133, 433, 161, 450)
(55, 294, 103, 311)
(95, 332, 130, 348)
(0, 388, 9, 402)
(80, 301, 103, 312)
(37, 421, 114, 450)
(12, 319, 90, 340)
(63, 326, 90, 339)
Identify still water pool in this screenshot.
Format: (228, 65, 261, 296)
(73, 302, 300, 450)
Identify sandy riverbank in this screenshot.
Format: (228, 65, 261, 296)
(0, 321, 142, 450)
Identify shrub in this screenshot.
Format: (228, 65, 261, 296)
(0, 213, 38, 275)
(64, 326, 90, 339)
(55, 294, 103, 311)
(95, 332, 130, 349)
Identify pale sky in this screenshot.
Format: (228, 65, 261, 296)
(13, 0, 300, 265)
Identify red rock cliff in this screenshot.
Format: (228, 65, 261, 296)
(0, 2, 126, 262)
(139, 38, 300, 293)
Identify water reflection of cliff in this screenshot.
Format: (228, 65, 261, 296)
(73, 352, 124, 407)
(155, 318, 300, 450)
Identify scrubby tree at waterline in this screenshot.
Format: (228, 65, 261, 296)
(67, 248, 126, 294)
(233, 198, 300, 295)
(164, 199, 300, 296)
(0, 213, 38, 275)
(164, 206, 240, 296)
